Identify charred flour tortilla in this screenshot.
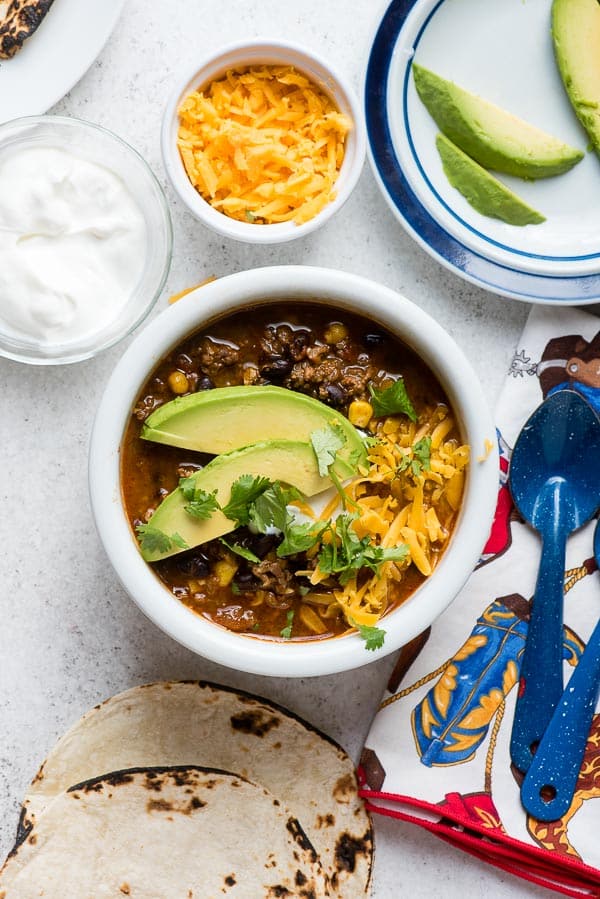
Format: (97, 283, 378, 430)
(21, 681, 372, 896)
(0, 0, 55, 58)
(1, 767, 327, 898)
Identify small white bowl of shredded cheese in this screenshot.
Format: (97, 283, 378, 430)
(0, 116, 172, 365)
(162, 39, 366, 243)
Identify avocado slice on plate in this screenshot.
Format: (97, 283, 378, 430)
(436, 133, 546, 226)
(140, 439, 331, 562)
(141, 385, 366, 470)
(413, 64, 583, 179)
(552, 0, 600, 156)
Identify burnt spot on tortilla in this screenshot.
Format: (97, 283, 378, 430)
(267, 887, 291, 897)
(147, 798, 173, 813)
(224, 875, 236, 887)
(70, 770, 135, 794)
(300, 890, 316, 899)
(334, 830, 373, 873)
(295, 870, 307, 886)
(28, 834, 37, 845)
(332, 773, 355, 804)
(285, 818, 317, 863)
(31, 763, 45, 784)
(316, 813, 335, 828)
(0, 0, 56, 59)
(273, 798, 280, 806)
(144, 773, 163, 792)
(230, 709, 281, 737)
(147, 795, 206, 815)
(119, 884, 131, 895)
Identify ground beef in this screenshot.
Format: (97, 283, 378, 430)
(260, 325, 311, 363)
(251, 559, 294, 595)
(198, 337, 240, 373)
(286, 356, 376, 404)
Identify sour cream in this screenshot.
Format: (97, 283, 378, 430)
(0, 146, 147, 346)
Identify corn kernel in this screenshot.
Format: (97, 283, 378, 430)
(213, 559, 238, 587)
(324, 322, 348, 344)
(167, 371, 189, 394)
(348, 400, 373, 428)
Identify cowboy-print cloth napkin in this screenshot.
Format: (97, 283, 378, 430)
(359, 305, 600, 898)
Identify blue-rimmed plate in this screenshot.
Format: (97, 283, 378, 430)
(365, 0, 600, 304)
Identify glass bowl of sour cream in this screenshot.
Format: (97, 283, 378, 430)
(0, 116, 172, 364)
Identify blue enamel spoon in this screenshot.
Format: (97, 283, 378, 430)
(520, 518, 600, 821)
(509, 389, 600, 774)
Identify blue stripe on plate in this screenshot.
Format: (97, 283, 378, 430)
(404, 1, 600, 264)
(365, 0, 600, 303)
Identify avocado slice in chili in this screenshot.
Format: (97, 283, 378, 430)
(140, 439, 333, 562)
(141, 385, 366, 471)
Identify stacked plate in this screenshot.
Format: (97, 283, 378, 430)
(366, 0, 600, 304)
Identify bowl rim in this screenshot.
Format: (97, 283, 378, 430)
(161, 38, 366, 245)
(0, 114, 173, 366)
(89, 265, 499, 677)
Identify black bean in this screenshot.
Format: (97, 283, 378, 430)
(247, 533, 279, 558)
(364, 332, 385, 346)
(260, 358, 292, 379)
(325, 384, 346, 406)
(197, 375, 214, 390)
(233, 570, 260, 591)
(176, 552, 211, 577)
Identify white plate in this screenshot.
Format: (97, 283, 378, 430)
(366, 0, 600, 303)
(0, 0, 125, 124)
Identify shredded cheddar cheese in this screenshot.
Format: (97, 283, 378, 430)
(301, 409, 470, 628)
(168, 276, 217, 304)
(477, 437, 495, 462)
(177, 65, 351, 225)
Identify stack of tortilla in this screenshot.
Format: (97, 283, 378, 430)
(0, 681, 373, 897)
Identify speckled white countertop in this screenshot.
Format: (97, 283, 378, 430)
(0, 1, 568, 896)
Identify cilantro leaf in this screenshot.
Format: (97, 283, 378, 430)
(350, 619, 386, 651)
(317, 514, 408, 585)
(221, 475, 272, 526)
(280, 609, 294, 639)
(397, 436, 432, 478)
(368, 380, 417, 421)
(277, 520, 327, 557)
(179, 478, 220, 520)
(249, 483, 291, 533)
(136, 524, 189, 554)
(310, 425, 345, 477)
(414, 436, 432, 471)
(219, 538, 260, 563)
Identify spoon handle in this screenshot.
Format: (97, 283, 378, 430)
(520, 617, 600, 821)
(510, 528, 566, 773)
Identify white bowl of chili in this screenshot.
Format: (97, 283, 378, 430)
(89, 266, 498, 677)
(161, 39, 366, 243)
